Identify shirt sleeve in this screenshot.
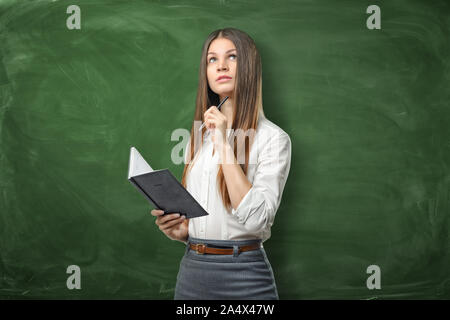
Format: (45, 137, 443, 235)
(231, 132, 292, 234)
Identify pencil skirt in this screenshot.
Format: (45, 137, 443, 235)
(174, 236, 279, 300)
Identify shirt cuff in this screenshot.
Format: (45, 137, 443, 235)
(231, 187, 265, 224)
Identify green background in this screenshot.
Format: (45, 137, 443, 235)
(1, 0, 449, 299)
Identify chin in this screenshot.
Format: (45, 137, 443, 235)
(212, 87, 234, 97)
(214, 92, 232, 100)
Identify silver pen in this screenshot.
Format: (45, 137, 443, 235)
(198, 96, 229, 131)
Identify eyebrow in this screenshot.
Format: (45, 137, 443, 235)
(207, 49, 237, 55)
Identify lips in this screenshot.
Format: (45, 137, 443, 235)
(216, 75, 232, 82)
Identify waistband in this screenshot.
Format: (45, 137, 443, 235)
(187, 236, 262, 249)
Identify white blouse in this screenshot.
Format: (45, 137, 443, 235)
(184, 113, 291, 243)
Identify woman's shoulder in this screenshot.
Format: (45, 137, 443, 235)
(257, 115, 291, 142)
(254, 115, 291, 162)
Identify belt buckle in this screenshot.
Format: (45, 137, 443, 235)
(196, 244, 206, 254)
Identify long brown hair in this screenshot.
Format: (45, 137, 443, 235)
(181, 28, 265, 211)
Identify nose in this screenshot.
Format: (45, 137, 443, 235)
(217, 58, 228, 71)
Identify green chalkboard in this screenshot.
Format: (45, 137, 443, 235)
(0, 0, 449, 299)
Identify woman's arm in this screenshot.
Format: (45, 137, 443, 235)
(227, 133, 291, 234)
(220, 142, 252, 210)
(203, 106, 252, 209)
(204, 106, 291, 225)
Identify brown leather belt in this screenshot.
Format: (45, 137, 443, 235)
(189, 243, 261, 255)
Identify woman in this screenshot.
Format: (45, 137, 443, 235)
(151, 28, 291, 300)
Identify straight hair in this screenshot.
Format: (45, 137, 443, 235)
(181, 28, 265, 211)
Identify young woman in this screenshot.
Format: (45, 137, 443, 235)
(151, 28, 291, 300)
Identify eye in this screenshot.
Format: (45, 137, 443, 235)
(208, 57, 216, 63)
(229, 54, 237, 60)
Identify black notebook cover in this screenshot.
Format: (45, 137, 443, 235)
(128, 147, 208, 219)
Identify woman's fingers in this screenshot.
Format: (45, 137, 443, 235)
(149, 210, 187, 241)
(204, 106, 217, 116)
(204, 113, 217, 123)
(205, 114, 222, 129)
(205, 117, 216, 130)
(206, 118, 218, 127)
(204, 106, 224, 121)
(204, 107, 227, 131)
(150, 209, 164, 217)
(160, 216, 186, 231)
(155, 213, 181, 226)
(204, 107, 223, 118)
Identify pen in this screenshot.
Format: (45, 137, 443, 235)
(198, 96, 229, 131)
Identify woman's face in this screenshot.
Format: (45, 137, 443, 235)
(206, 37, 237, 100)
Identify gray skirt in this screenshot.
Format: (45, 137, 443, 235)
(174, 236, 279, 300)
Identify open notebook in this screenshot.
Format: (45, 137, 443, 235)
(127, 147, 208, 219)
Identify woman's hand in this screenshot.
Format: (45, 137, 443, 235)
(204, 106, 228, 151)
(150, 209, 188, 243)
